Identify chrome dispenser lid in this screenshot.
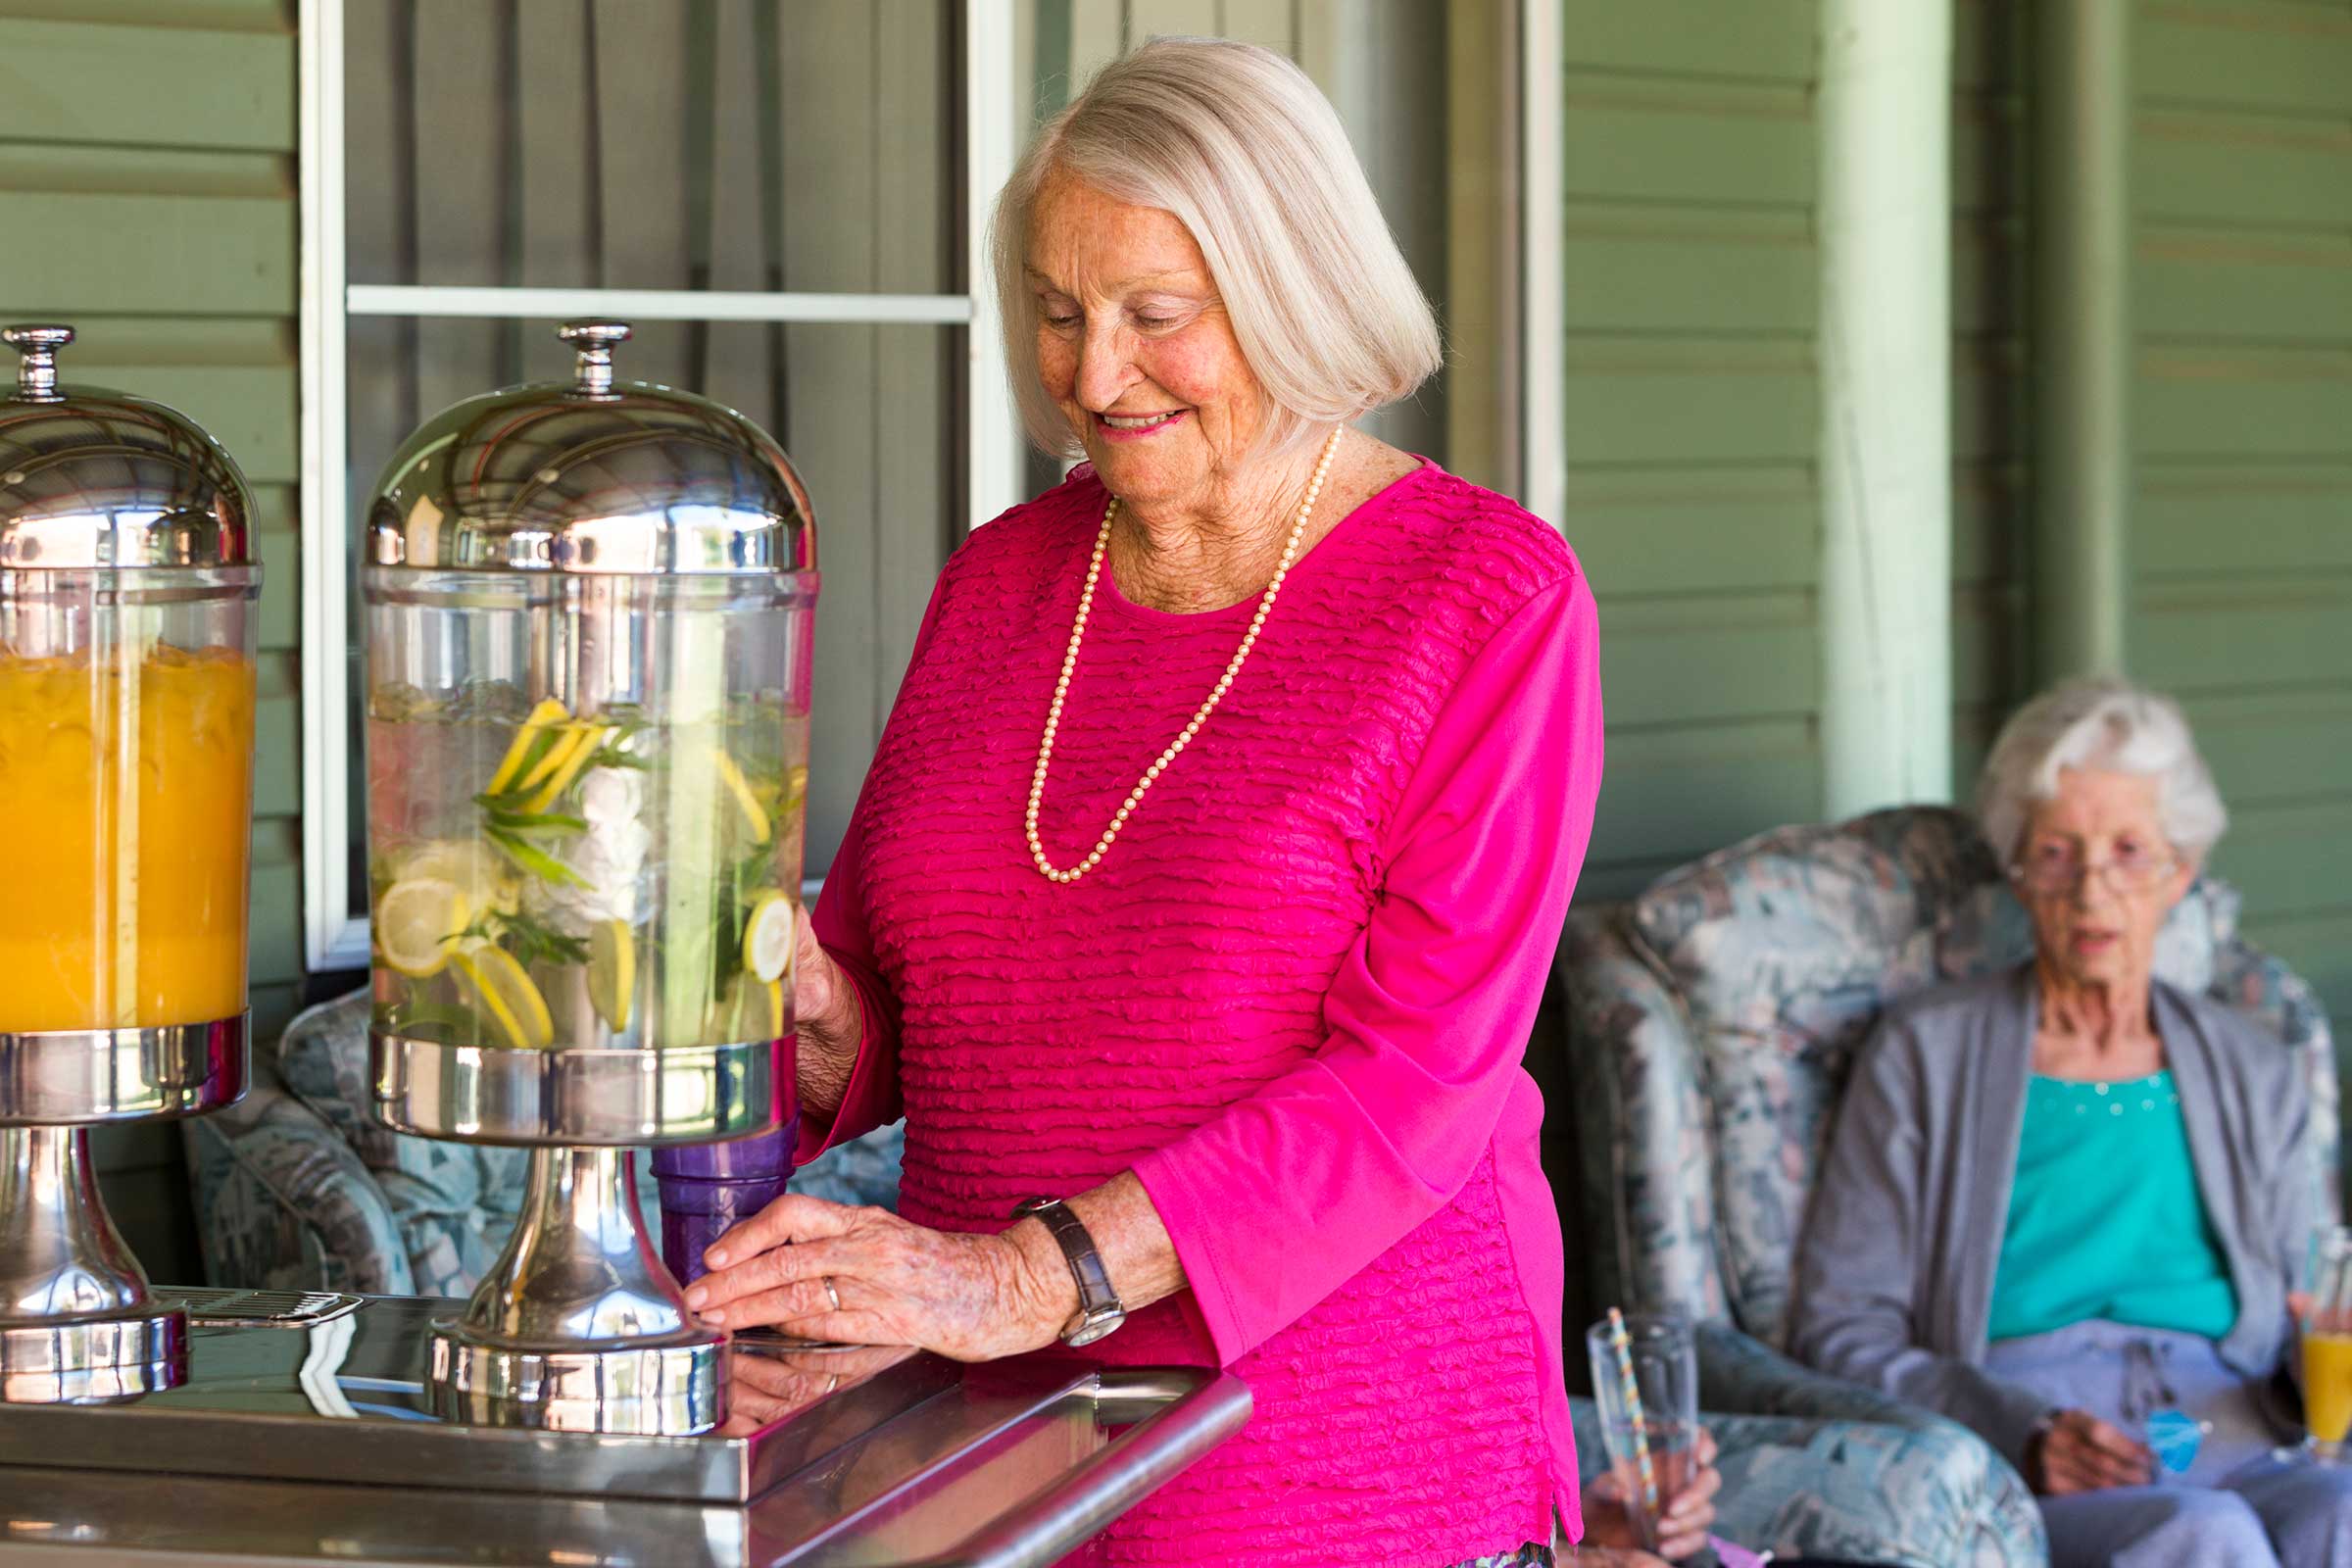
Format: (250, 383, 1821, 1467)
(0, 324, 257, 570)
(366, 321, 816, 575)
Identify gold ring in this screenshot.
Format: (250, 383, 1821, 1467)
(823, 1276, 841, 1314)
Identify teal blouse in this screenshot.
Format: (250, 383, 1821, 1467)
(1985, 1070, 2240, 1344)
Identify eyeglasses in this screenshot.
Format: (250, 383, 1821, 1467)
(2008, 845, 2180, 896)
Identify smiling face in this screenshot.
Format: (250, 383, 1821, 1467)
(2016, 767, 2199, 990)
(1025, 172, 1268, 515)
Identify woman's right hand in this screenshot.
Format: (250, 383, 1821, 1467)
(790, 905, 862, 1119)
(2029, 1408, 2154, 1494)
(792, 905, 857, 1052)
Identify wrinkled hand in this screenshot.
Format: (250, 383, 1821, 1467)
(717, 1342, 914, 1438)
(792, 906, 857, 1054)
(1582, 1428, 1720, 1561)
(2030, 1408, 2153, 1494)
(684, 1194, 1073, 1362)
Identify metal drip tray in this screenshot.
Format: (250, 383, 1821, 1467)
(0, 1293, 1250, 1568)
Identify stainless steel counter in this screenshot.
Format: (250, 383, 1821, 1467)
(0, 1292, 1249, 1566)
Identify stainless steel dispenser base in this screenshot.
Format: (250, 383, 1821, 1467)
(0, 1016, 246, 1405)
(424, 1145, 723, 1434)
(374, 1031, 789, 1436)
(0, 1310, 184, 1404)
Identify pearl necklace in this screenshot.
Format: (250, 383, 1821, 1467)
(1026, 425, 1345, 884)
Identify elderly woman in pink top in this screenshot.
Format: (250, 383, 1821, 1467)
(686, 38, 1606, 1567)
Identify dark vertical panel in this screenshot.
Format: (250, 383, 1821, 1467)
(516, 0, 596, 288)
(875, 1, 958, 733)
(590, 0, 690, 375)
(683, 0, 719, 391)
(783, 4, 884, 873)
(411, 0, 507, 414)
(495, 0, 522, 384)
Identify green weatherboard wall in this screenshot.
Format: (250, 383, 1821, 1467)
(2127, 0, 2352, 1034)
(1, 0, 302, 1279)
(1558, 0, 2034, 900)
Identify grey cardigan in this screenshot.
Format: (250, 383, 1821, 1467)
(1788, 966, 2311, 1468)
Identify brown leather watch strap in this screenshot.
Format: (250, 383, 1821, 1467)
(1010, 1196, 1125, 1347)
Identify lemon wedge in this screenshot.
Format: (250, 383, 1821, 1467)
(392, 840, 517, 917)
(520, 724, 611, 814)
(715, 751, 772, 846)
(742, 890, 792, 984)
(718, 976, 786, 1042)
(375, 876, 472, 978)
(448, 941, 555, 1050)
(588, 918, 635, 1033)
(486, 698, 571, 794)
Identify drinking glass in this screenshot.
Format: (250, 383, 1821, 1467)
(1584, 1312, 1700, 1552)
(2305, 1227, 2352, 1460)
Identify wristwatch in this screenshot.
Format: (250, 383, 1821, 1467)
(1010, 1196, 1126, 1347)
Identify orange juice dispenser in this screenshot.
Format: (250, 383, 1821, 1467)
(0, 324, 258, 1401)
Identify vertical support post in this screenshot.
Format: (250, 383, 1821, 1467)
(965, 0, 1023, 532)
(1817, 0, 1954, 813)
(2032, 0, 2132, 680)
(1445, 0, 1516, 498)
(1516, 0, 1566, 533)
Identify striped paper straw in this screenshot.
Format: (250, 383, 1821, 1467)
(1606, 1306, 1659, 1516)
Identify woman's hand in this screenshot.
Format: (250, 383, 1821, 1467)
(683, 1194, 1076, 1362)
(1581, 1428, 1720, 1561)
(791, 906, 863, 1119)
(792, 906, 858, 1054)
(717, 1343, 915, 1438)
(2028, 1408, 2154, 1494)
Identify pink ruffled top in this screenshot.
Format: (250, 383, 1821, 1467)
(807, 460, 1604, 1565)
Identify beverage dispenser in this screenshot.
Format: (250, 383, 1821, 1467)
(363, 321, 813, 1436)
(0, 324, 258, 1403)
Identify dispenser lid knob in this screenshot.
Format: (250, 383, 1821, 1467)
(559, 320, 633, 397)
(3, 323, 74, 403)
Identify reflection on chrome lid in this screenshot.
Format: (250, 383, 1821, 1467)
(365, 320, 816, 577)
(0, 324, 256, 572)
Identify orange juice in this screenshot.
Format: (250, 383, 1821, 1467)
(2305, 1332, 2352, 1449)
(0, 644, 255, 1031)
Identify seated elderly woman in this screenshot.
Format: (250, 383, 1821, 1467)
(684, 37, 1607, 1568)
(1791, 678, 2347, 1567)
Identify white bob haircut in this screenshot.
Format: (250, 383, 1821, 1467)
(991, 36, 1443, 458)
(1976, 676, 2230, 864)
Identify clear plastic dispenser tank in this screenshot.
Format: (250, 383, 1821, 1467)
(364, 321, 816, 1435)
(0, 324, 259, 1404)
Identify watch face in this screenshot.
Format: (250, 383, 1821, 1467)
(1064, 1309, 1123, 1348)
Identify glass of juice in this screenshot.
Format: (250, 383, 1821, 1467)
(2305, 1227, 2352, 1459)
(1585, 1312, 1700, 1550)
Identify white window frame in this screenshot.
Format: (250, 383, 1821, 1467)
(297, 0, 1022, 970)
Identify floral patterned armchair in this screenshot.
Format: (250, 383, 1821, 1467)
(186, 988, 905, 1298)
(1549, 806, 2340, 1567)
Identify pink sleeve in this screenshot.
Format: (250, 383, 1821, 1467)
(1132, 572, 1605, 1363)
(796, 568, 957, 1162)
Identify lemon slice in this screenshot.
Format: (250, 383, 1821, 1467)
(716, 751, 772, 846)
(486, 698, 571, 794)
(720, 977, 785, 1042)
(393, 840, 517, 916)
(448, 941, 555, 1050)
(742, 890, 792, 984)
(588, 918, 635, 1032)
(376, 876, 472, 978)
